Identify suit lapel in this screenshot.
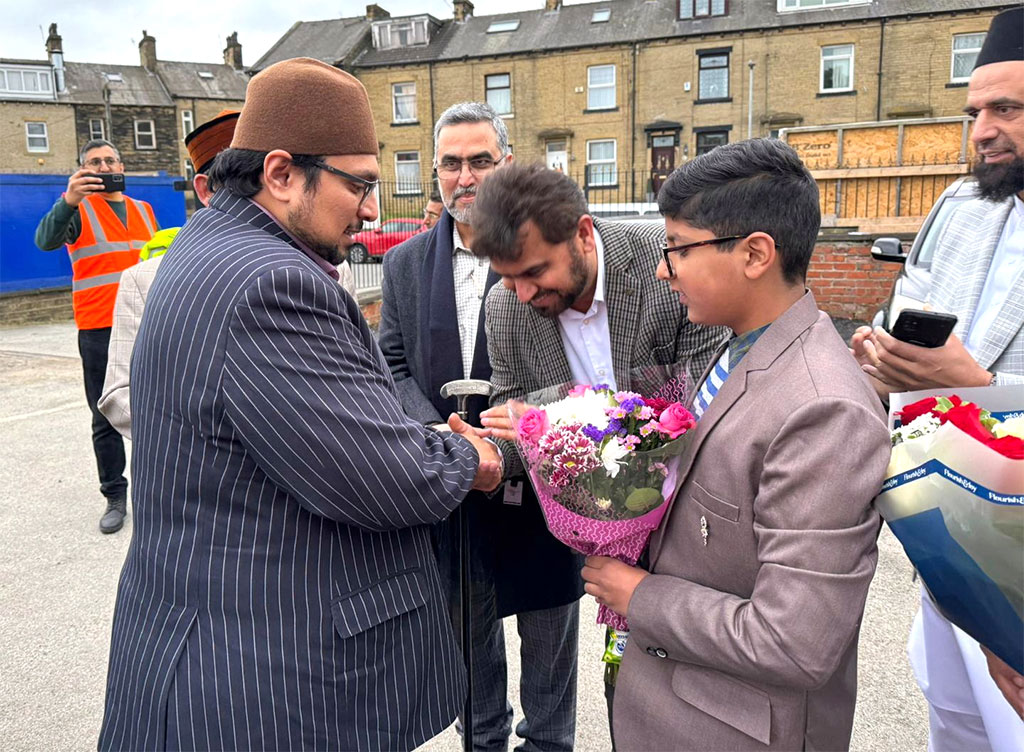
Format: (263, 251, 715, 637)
(529, 312, 574, 387)
(598, 221, 642, 390)
(419, 212, 465, 417)
(948, 202, 1012, 338)
(972, 204, 1023, 370)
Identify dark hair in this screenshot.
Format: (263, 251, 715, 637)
(657, 138, 820, 283)
(428, 191, 442, 204)
(205, 148, 323, 199)
(79, 138, 120, 165)
(472, 162, 588, 262)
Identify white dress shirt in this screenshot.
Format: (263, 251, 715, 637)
(453, 224, 492, 379)
(964, 195, 1024, 357)
(557, 229, 616, 390)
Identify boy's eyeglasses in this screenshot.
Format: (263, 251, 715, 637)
(661, 234, 782, 278)
(311, 160, 379, 205)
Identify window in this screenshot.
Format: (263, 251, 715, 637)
(951, 33, 985, 82)
(587, 65, 616, 110)
(197, 71, 214, 79)
(89, 118, 105, 140)
(696, 130, 728, 155)
(134, 119, 156, 149)
(184, 159, 195, 182)
(591, 9, 611, 22)
(395, 152, 421, 194)
(0, 67, 53, 98)
(679, 0, 727, 19)
(103, 72, 123, 82)
(26, 121, 49, 152)
(487, 20, 521, 33)
(698, 52, 729, 100)
(372, 18, 429, 49)
(486, 73, 511, 115)
(778, 0, 870, 11)
(586, 139, 617, 186)
(392, 82, 417, 123)
(181, 110, 194, 139)
(820, 44, 854, 92)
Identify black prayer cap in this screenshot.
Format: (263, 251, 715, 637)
(974, 6, 1024, 69)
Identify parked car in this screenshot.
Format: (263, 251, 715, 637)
(349, 217, 424, 263)
(870, 177, 978, 329)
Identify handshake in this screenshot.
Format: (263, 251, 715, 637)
(441, 412, 506, 493)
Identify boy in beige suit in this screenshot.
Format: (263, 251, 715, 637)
(582, 138, 891, 751)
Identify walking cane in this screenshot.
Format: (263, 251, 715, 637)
(440, 378, 495, 752)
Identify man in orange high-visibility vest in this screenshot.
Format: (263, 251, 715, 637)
(35, 139, 158, 534)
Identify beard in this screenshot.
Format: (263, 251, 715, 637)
(973, 154, 1024, 203)
(530, 241, 590, 319)
(443, 185, 476, 224)
(287, 193, 355, 266)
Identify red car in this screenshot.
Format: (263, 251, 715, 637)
(348, 217, 424, 263)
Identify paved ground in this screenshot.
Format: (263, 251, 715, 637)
(0, 322, 927, 751)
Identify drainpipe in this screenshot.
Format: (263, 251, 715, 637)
(630, 42, 639, 203)
(875, 17, 886, 121)
(747, 60, 755, 139)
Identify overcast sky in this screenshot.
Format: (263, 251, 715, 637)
(5, 1, 580, 67)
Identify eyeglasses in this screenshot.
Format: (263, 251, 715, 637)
(423, 208, 440, 219)
(435, 156, 503, 177)
(83, 157, 121, 169)
(662, 234, 782, 278)
(311, 160, 379, 205)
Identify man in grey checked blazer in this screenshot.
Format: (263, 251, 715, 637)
(852, 14, 1024, 745)
(474, 163, 726, 743)
(98, 58, 502, 752)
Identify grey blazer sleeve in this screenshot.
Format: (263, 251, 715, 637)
(222, 266, 478, 532)
(628, 397, 889, 689)
(484, 293, 526, 478)
(379, 249, 446, 425)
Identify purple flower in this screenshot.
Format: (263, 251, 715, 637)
(582, 424, 606, 443)
(594, 383, 611, 392)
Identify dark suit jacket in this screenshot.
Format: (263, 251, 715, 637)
(98, 191, 474, 752)
(379, 209, 583, 617)
(613, 292, 891, 751)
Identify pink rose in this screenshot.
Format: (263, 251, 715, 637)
(567, 384, 591, 397)
(658, 403, 695, 439)
(517, 408, 550, 445)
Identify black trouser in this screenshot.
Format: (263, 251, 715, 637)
(78, 327, 127, 501)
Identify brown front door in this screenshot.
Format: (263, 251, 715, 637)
(651, 136, 676, 196)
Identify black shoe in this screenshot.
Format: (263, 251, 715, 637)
(99, 497, 127, 534)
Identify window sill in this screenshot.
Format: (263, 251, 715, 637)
(499, 112, 515, 119)
(393, 191, 424, 198)
(391, 120, 420, 127)
(586, 183, 619, 190)
(694, 97, 732, 105)
(816, 90, 856, 98)
(945, 81, 968, 89)
(583, 107, 620, 114)
(135, 146, 158, 150)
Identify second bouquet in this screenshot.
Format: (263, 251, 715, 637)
(509, 378, 696, 632)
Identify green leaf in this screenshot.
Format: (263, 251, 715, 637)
(625, 487, 664, 512)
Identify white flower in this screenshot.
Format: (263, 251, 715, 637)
(544, 390, 612, 431)
(600, 437, 631, 478)
(892, 413, 941, 445)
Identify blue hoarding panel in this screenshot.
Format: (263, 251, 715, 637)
(0, 173, 187, 294)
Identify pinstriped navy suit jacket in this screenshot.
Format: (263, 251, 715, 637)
(98, 190, 473, 751)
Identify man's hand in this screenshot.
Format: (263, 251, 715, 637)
(64, 169, 104, 207)
(981, 645, 1024, 719)
(447, 413, 502, 492)
(858, 327, 991, 391)
(581, 555, 649, 619)
(479, 403, 518, 442)
(849, 326, 893, 400)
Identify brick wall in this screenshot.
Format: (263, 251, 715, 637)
(806, 237, 901, 322)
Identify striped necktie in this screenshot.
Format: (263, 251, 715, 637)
(692, 348, 730, 420)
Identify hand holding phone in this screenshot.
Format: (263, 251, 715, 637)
(889, 309, 958, 348)
(90, 172, 125, 193)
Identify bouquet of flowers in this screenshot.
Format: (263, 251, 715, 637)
(510, 371, 695, 633)
(876, 386, 1023, 672)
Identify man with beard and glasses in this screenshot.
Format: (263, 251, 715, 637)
(98, 59, 503, 752)
(471, 162, 726, 746)
(851, 6, 1024, 747)
(379, 102, 587, 752)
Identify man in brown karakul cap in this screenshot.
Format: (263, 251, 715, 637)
(98, 57, 502, 752)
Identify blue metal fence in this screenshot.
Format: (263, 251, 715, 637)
(0, 173, 187, 294)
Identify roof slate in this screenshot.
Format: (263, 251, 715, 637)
(155, 61, 247, 100)
(60, 62, 173, 106)
(252, 17, 371, 71)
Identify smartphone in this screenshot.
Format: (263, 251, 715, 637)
(90, 172, 125, 193)
(890, 309, 958, 348)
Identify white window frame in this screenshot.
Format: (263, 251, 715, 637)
(778, 0, 870, 12)
(0, 66, 54, 99)
(395, 151, 421, 195)
(820, 44, 854, 93)
(89, 118, 105, 141)
(26, 121, 49, 152)
(587, 65, 616, 111)
(950, 33, 985, 83)
(487, 20, 521, 33)
(372, 18, 429, 49)
(586, 139, 617, 187)
(181, 109, 194, 140)
(134, 119, 156, 150)
(591, 9, 611, 23)
(392, 82, 417, 123)
(485, 73, 512, 115)
(184, 159, 195, 182)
